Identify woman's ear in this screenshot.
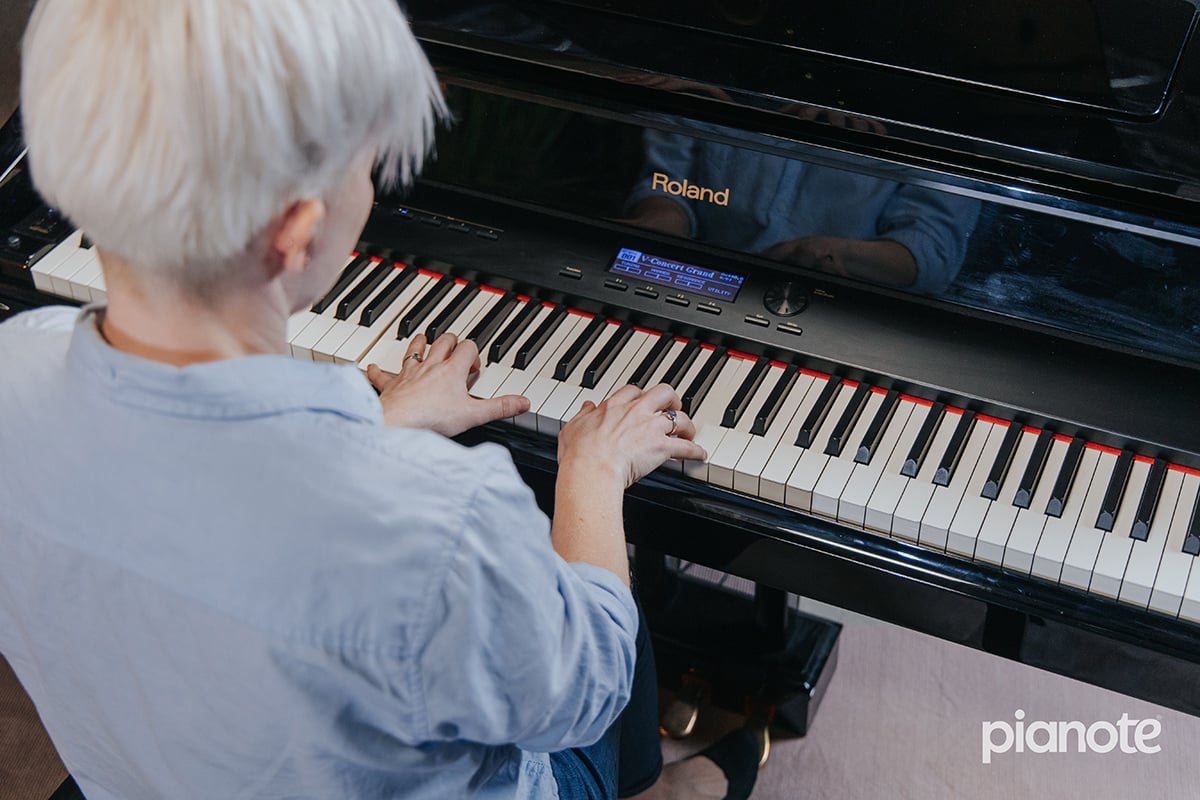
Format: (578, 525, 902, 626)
(271, 199, 327, 275)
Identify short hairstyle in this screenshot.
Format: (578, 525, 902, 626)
(20, 0, 444, 288)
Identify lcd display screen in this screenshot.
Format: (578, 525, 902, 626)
(609, 248, 745, 302)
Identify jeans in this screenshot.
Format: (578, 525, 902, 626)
(549, 602, 663, 799)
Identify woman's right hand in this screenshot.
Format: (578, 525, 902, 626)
(557, 383, 706, 489)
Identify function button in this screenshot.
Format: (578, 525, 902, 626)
(417, 214, 443, 226)
(744, 314, 770, 328)
(777, 321, 803, 336)
(558, 266, 584, 280)
(635, 286, 660, 299)
(697, 301, 721, 315)
(446, 222, 471, 233)
(476, 229, 500, 241)
(604, 279, 629, 291)
(665, 294, 690, 307)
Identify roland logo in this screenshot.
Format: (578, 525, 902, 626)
(651, 172, 730, 206)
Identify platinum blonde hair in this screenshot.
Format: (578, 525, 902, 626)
(20, 0, 444, 289)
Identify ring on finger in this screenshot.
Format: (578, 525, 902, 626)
(404, 352, 424, 364)
(660, 408, 678, 436)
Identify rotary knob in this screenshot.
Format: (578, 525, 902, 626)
(763, 281, 808, 317)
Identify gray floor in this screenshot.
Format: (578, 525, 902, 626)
(667, 605, 1200, 800)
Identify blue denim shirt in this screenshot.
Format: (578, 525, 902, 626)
(0, 306, 637, 799)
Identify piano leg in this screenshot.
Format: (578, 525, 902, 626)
(632, 548, 842, 739)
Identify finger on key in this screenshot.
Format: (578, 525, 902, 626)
(425, 332, 458, 363)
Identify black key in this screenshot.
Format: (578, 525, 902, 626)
(722, 357, 770, 428)
(854, 389, 899, 465)
(466, 292, 519, 348)
(425, 281, 479, 340)
(1184, 493, 1200, 556)
(1131, 458, 1168, 541)
(824, 382, 872, 457)
(981, 421, 1023, 500)
(582, 322, 634, 389)
(900, 401, 945, 478)
(1014, 429, 1054, 509)
(660, 341, 702, 389)
(335, 259, 391, 320)
(627, 334, 673, 389)
(795, 377, 842, 449)
(751, 365, 800, 437)
(681, 348, 729, 416)
(933, 409, 976, 486)
(358, 266, 416, 326)
(312, 255, 370, 313)
(514, 305, 567, 369)
(1096, 450, 1135, 532)
(554, 316, 608, 381)
(1045, 437, 1085, 518)
(489, 300, 542, 364)
(397, 274, 456, 338)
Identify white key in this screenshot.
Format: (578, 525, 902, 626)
(863, 402, 934, 535)
(783, 382, 862, 511)
(1090, 458, 1151, 599)
(640, 338, 688, 389)
(811, 389, 888, 519)
(974, 429, 1040, 565)
(1055, 449, 1117, 589)
(1002, 437, 1070, 573)
(67, 254, 104, 302)
(709, 363, 792, 489)
(30, 230, 84, 293)
(379, 281, 480, 374)
(469, 302, 548, 399)
(289, 254, 363, 359)
(508, 312, 590, 429)
(443, 288, 500, 338)
(1149, 471, 1199, 616)
(314, 262, 432, 363)
(682, 355, 754, 481)
(534, 321, 623, 433)
(945, 420, 1009, 557)
(1178, 490, 1200, 622)
(891, 408, 964, 542)
(560, 331, 657, 428)
(1031, 447, 1101, 582)
(753, 373, 834, 503)
(48, 248, 96, 300)
(83, 263, 107, 303)
(919, 418, 999, 552)
(837, 398, 917, 527)
(1118, 467, 1183, 608)
(341, 272, 435, 365)
(733, 371, 818, 497)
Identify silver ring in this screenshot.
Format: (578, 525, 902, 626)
(404, 352, 424, 364)
(661, 409, 678, 436)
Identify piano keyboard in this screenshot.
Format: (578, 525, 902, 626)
(31, 235, 1200, 626)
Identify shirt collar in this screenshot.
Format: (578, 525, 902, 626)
(67, 306, 384, 424)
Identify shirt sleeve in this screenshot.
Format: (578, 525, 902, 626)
(876, 186, 982, 295)
(415, 446, 638, 752)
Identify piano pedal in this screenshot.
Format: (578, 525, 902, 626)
(659, 671, 708, 739)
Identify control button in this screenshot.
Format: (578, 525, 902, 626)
(446, 222, 471, 233)
(417, 214, 443, 227)
(604, 279, 628, 291)
(635, 287, 660, 299)
(777, 322, 803, 336)
(476, 229, 500, 241)
(665, 295, 690, 307)
(744, 314, 770, 328)
(763, 281, 808, 316)
(559, 266, 583, 280)
(697, 301, 721, 315)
